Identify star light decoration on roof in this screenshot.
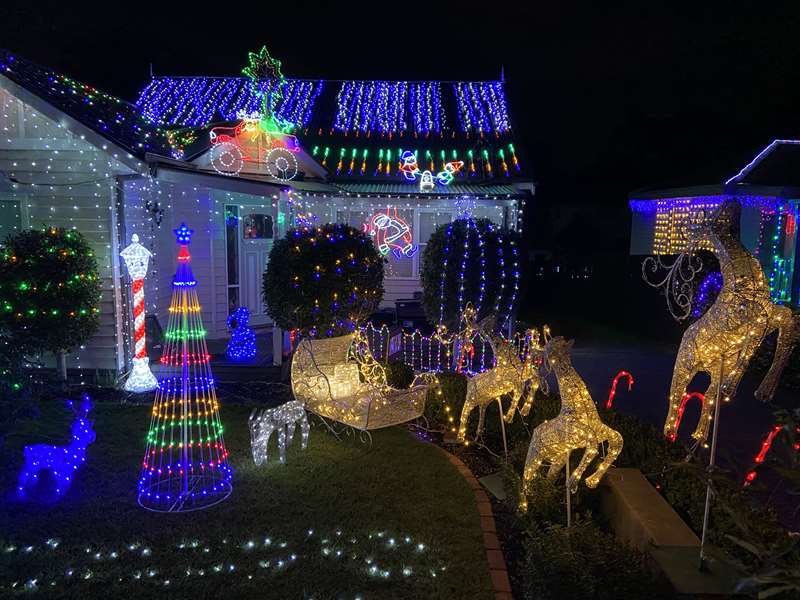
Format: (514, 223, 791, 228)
(242, 45, 289, 121)
(242, 46, 284, 82)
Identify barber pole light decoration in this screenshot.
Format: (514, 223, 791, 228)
(120, 234, 158, 392)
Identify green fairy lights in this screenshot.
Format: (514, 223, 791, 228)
(0, 227, 101, 377)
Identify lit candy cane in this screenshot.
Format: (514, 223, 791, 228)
(667, 392, 705, 442)
(120, 234, 158, 392)
(605, 371, 634, 410)
(743, 424, 800, 486)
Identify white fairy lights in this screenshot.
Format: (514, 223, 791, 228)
(249, 401, 310, 465)
(120, 234, 158, 392)
(1, 529, 447, 594)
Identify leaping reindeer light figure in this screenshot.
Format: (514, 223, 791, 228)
(519, 336, 623, 512)
(18, 394, 95, 499)
(456, 308, 543, 444)
(650, 200, 800, 443)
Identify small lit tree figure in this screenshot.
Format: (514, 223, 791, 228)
(137, 224, 233, 512)
(120, 234, 158, 392)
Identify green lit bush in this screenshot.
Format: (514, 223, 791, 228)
(0, 228, 101, 381)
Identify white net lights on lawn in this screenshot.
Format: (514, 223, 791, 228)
(658, 201, 799, 444)
(120, 234, 158, 393)
(519, 336, 623, 512)
(1, 529, 446, 592)
(249, 401, 309, 464)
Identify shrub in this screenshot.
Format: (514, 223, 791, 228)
(522, 520, 668, 600)
(383, 360, 414, 389)
(423, 371, 467, 431)
(420, 218, 522, 330)
(263, 224, 383, 337)
(0, 228, 101, 378)
(599, 406, 793, 570)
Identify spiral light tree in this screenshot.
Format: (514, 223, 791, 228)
(137, 224, 233, 512)
(120, 234, 158, 392)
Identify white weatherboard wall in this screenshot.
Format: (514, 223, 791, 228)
(0, 84, 135, 371)
(144, 185, 224, 340)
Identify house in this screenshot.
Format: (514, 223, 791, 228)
(629, 139, 800, 307)
(0, 49, 533, 374)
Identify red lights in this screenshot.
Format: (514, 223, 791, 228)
(605, 370, 634, 410)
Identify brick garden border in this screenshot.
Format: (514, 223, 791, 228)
(436, 446, 513, 600)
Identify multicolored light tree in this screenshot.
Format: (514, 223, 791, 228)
(137, 224, 232, 512)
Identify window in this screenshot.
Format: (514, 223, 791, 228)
(225, 205, 240, 312)
(242, 213, 273, 240)
(418, 211, 452, 244)
(417, 210, 453, 278)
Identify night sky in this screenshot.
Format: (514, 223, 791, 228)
(3, 1, 799, 262)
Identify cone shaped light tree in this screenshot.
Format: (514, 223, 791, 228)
(137, 224, 233, 512)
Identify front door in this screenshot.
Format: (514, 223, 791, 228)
(239, 210, 273, 327)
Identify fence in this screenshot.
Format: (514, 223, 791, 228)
(361, 323, 532, 375)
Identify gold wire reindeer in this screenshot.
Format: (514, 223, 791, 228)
(657, 200, 800, 443)
(519, 336, 623, 512)
(456, 308, 542, 444)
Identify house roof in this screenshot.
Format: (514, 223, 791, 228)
(0, 49, 177, 159)
(0, 49, 532, 192)
(334, 182, 523, 198)
(135, 76, 527, 182)
(631, 139, 800, 200)
(725, 139, 800, 186)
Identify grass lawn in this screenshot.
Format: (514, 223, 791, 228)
(0, 400, 493, 599)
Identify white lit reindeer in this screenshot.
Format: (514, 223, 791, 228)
(249, 400, 310, 465)
(18, 394, 96, 499)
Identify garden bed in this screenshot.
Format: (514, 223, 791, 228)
(419, 370, 799, 599)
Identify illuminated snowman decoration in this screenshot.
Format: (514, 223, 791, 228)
(399, 150, 464, 191)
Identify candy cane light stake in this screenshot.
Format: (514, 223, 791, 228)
(120, 234, 158, 392)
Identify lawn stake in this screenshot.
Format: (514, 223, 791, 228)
(698, 357, 725, 571)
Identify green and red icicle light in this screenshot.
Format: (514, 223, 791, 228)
(137, 223, 233, 512)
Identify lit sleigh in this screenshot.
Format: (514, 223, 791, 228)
(291, 331, 430, 432)
(209, 113, 300, 180)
